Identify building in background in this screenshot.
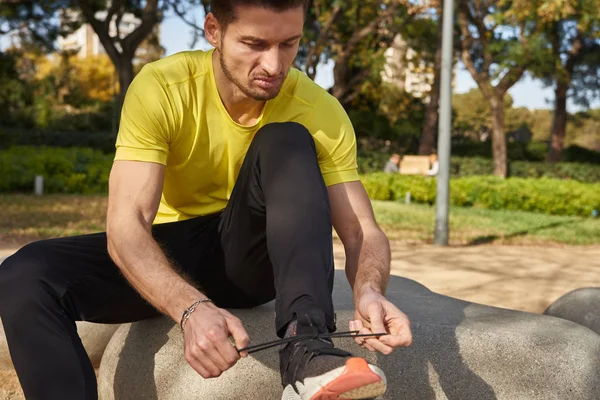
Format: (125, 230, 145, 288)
(382, 34, 456, 102)
(57, 10, 160, 59)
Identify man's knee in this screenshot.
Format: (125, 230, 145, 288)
(253, 122, 314, 151)
(0, 241, 56, 313)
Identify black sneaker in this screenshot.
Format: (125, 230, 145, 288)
(279, 310, 387, 400)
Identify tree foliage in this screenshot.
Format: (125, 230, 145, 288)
(528, 0, 600, 162)
(1, 1, 181, 106)
(297, 0, 428, 108)
(457, 0, 550, 177)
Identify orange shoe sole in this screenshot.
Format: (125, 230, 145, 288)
(309, 357, 386, 400)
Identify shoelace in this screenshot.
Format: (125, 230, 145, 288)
(237, 330, 387, 354)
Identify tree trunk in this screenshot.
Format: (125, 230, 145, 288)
(489, 96, 507, 178)
(108, 55, 135, 137)
(547, 81, 568, 163)
(331, 60, 349, 106)
(418, 9, 443, 155)
(117, 56, 135, 105)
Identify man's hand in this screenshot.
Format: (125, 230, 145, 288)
(350, 290, 412, 355)
(183, 303, 250, 379)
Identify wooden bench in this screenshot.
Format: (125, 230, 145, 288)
(399, 155, 431, 175)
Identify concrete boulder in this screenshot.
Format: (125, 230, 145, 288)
(544, 288, 600, 335)
(98, 275, 600, 400)
(1, 319, 120, 370)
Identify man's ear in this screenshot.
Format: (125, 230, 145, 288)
(204, 13, 221, 49)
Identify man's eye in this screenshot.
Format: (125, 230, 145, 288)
(281, 42, 296, 48)
(245, 42, 265, 50)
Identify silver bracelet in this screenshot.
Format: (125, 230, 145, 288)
(180, 297, 212, 332)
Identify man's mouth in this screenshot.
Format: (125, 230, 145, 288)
(254, 76, 282, 89)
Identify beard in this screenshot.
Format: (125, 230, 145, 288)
(219, 50, 286, 101)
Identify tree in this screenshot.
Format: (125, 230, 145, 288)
(535, 0, 600, 163)
(71, 54, 118, 102)
(0, 51, 31, 125)
(71, 1, 161, 106)
(297, 0, 427, 108)
(376, 3, 441, 154)
(418, 14, 442, 155)
(457, 0, 546, 177)
(453, 89, 496, 141)
(0, 1, 194, 112)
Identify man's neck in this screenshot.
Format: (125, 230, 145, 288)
(212, 50, 265, 126)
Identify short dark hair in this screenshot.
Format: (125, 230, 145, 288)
(210, 0, 308, 29)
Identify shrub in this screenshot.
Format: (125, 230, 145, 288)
(357, 148, 391, 174)
(450, 157, 494, 176)
(363, 154, 600, 183)
(0, 146, 112, 194)
(450, 157, 600, 183)
(360, 173, 600, 217)
(0, 128, 116, 153)
(562, 145, 600, 164)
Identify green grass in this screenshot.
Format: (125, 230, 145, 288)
(372, 200, 600, 246)
(0, 195, 598, 247)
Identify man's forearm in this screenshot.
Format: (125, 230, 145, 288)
(344, 227, 391, 300)
(107, 219, 205, 323)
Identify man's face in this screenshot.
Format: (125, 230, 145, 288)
(217, 5, 304, 101)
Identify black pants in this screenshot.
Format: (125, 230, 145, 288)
(0, 122, 337, 400)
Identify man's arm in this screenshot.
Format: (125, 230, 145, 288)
(106, 160, 249, 378)
(328, 181, 412, 354)
(106, 160, 202, 321)
(327, 181, 390, 298)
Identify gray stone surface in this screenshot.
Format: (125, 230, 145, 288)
(98, 274, 600, 400)
(544, 287, 600, 335)
(1, 319, 120, 370)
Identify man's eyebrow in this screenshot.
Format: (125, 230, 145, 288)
(239, 35, 264, 42)
(283, 34, 303, 42)
(239, 34, 302, 42)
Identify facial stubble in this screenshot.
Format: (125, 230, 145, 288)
(219, 48, 286, 101)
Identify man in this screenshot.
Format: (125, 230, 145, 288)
(383, 154, 401, 173)
(0, 1, 412, 399)
(427, 153, 439, 176)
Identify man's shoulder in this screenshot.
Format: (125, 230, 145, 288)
(140, 50, 210, 87)
(282, 69, 332, 107)
(279, 69, 348, 122)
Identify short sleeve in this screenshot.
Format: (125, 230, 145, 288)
(305, 93, 360, 186)
(114, 65, 178, 165)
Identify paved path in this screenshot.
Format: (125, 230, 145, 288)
(334, 240, 600, 314)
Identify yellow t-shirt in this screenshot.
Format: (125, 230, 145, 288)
(115, 49, 359, 224)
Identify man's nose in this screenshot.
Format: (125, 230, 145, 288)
(260, 47, 282, 76)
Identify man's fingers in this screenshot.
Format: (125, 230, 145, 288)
(364, 342, 377, 352)
(354, 323, 381, 353)
(188, 358, 212, 379)
(198, 332, 232, 372)
(381, 312, 413, 348)
(226, 314, 250, 358)
(353, 320, 386, 353)
(380, 328, 413, 347)
(206, 320, 240, 366)
(351, 320, 368, 346)
(361, 327, 393, 355)
(365, 337, 393, 354)
(358, 327, 378, 352)
(368, 304, 388, 337)
(185, 346, 221, 378)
